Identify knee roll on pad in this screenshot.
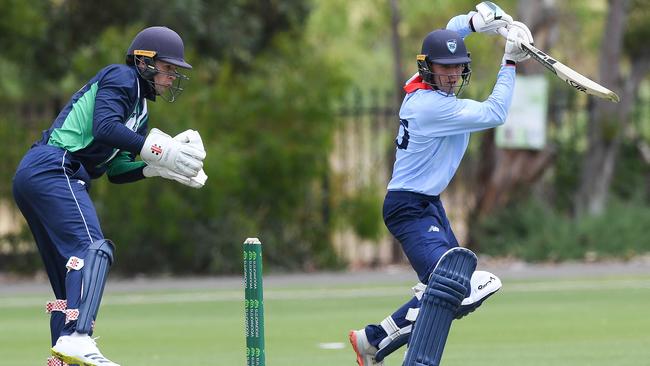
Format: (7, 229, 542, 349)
(76, 239, 115, 334)
(402, 247, 477, 366)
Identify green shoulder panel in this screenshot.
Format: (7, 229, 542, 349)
(48, 82, 99, 151)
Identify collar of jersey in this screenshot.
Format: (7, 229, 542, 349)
(404, 75, 432, 94)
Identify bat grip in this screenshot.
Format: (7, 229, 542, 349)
(497, 26, 533, 50)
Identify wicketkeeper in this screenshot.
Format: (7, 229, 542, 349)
(348, 2, 533, 365)
(12, 26, 207, 366)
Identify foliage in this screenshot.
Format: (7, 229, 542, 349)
(2, 1, 650, 274)
(337, 184, 384, 241)
(0, 0, 347, 274)
(90, 29, 348, 274)
(307, 0, 516, 97)
(474, 197, 650, 262)
(611, 141, 650, 201)
(624, 0, 650, 59)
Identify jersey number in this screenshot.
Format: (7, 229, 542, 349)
(395, 119, 410, 150)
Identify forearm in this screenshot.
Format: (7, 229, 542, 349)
(484, 64, 516, 122)
(105, 151, 146, 183)
(446, 14, 472, 38)
(108, 166, 146, 184)
(94, 121, 146, 155)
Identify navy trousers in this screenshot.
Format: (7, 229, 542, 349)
(13, 145, 104, 345)
(365, 190, 459, 347)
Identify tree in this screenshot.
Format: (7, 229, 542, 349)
(575, 0, 650, 216)
(466, 0, 558, 249)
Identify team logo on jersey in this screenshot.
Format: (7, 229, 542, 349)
(428, 225, 440, 233)
(446, 40, 457, 54)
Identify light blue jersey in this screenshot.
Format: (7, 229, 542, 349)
(387, 15, 515, 196)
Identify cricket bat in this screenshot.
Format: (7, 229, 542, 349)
(498, 27, 620, 103)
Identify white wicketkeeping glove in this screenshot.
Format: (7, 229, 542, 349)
(143, 164, 207, 188)
(143, 129, 208, 189)
(172, 129, 208, 187)
(504, 21, 534, 63)
(140, 128, 205, 178)
(469, 1, 513, 34)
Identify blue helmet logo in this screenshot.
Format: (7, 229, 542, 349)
(446, 40, 457, 54)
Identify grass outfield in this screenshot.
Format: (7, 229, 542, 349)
(1, 274, 649, 365)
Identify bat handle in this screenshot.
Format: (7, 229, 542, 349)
(497, 26, 533, 49)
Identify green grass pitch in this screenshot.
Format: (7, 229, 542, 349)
(1, 274, 649, 365)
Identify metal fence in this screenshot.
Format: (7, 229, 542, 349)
(329, 89, 406, 267)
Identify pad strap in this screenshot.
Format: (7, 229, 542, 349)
(45, 299, 67, 314)
(405, 308, 419, 322)
(375, 281, 428, 362)
(45, 299, 89, 325)
(375, 316, 413, 362)
(380, 316, 400, 335)
(412, 282, 426, 300)
(47, 357, 69, 366)
(405, 282, 427, 321)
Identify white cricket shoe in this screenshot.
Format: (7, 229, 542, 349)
(51, 332, 120, 366)
(349, 329, 383, 366)
(456, 270, 502, 319)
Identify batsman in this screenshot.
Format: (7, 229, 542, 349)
(349, 2, 533, 365)
(12, 26, 207, 366)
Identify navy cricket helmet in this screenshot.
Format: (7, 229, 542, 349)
(126, 26, 192, 69)
(417, 29, 472, 96)
(126, 26, 191, 102)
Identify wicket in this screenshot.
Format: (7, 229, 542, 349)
(244, 238, 266, 366)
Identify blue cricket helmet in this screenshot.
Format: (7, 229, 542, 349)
(417, 29, 472, 96)
(420, 29, 471, 65)
(126, 26, 192, 69)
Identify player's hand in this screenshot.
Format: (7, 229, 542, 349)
(174, 129, 205, 150)
(173, 129, 208, 188)
(142, 129, 209, 188)
(504, 21, 534, 63)
(140, 128, 205, 178)
(469, 1, 513, 34)
(143, 164, 207, 188)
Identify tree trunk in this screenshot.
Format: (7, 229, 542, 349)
(389, 0, 404, 108)
(575, 0, 629, 217)
(466, 1, 558, 249)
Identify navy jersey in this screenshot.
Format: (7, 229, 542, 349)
(36, 64, 154, 182)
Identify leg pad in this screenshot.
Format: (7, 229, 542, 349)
(76, 239, 115, 334)
(402, 247, 477, 366)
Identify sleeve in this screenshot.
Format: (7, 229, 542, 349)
(92, 67, 146, 155)
(446, 14, 472, 39)
(105, 151, 146, 184)
(415, 65, 516, 137)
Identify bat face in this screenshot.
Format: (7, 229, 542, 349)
(520, 43, 558, 75)
(497, 27, 620, 103)
(520, 42, 620, 103)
